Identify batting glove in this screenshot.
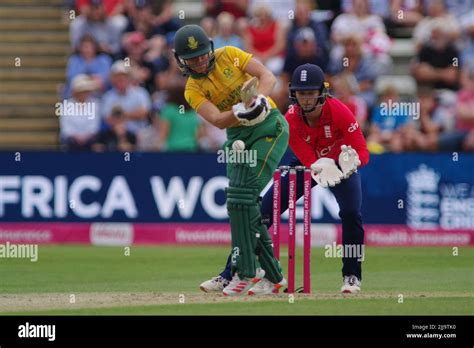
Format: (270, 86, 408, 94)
(232, 95, 270, 126)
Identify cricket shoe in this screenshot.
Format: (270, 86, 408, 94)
(341, 275, 361, 294)
(248, 277, 287, 296)
(251, 267, 266, 283)
(222, 269, 265, 296)
(200, 276, 230, 293)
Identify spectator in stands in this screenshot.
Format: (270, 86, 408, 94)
(243, 3, 286, 75)
(332, 73, 368, 132)
(64, 33, 112, 98)
(147, 0, 181, 35)
(331, 0, 391, 70)
(367, 86, 411, 152)
(101, 60, 151, 135)
(121, 31, 156, 93)
(443, 0, 473, 19)
(411, 23, 460, 91)
(327, 33, 379, 107)
(400, 86, 440, 152)
(205, 0, 248, 19)
(249, 0, 295, 29)
(341, 0, 390, 19)
(198, 119, 227, 152)
(286, 0, 329, 62)
(213, 12, 243, 49)
(412, 0, 460, 50)
(460, 8, 474, 66)
(200, 17, 217, 37)
(401, 85, 466, 152)
(123, 0, 178, 63)
(389, 0, 423, 28)
(76, 0, 126, 19)
(125, 0, 160, 37)
(93, 105, 137, 152)
(336, 0, 385, 33)
(456, 62, 474, 145)
(153, 35, 188, 111)
(273, 27, 327, 110)
(125, 0, 180, 37)
(60, 74, 101, 151)
(70, 0, 124, 56)
(156, 87, 202, 152)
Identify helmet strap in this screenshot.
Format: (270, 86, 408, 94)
(289, 85, 327, 116)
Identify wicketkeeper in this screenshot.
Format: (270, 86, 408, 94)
(202, 64, 369, 295)
(174, 25, 288, 296)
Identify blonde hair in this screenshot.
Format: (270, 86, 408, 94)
(253, 2, 273, 19)
(334, 73, 359, 94)
(217, 11, 235, 26)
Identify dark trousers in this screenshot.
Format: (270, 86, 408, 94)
(220, 156, 365, 281)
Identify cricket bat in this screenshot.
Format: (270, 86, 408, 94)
(241, 77, 259, 108)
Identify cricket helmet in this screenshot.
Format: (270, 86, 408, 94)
(289, 63, 329, 113)
(173, 25, 215, 79)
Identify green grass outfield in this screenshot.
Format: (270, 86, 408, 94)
(0, 245, 472, 315)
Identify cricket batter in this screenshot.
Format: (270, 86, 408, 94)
(173, 25, 289, 295)
(202, 64, 369, 295)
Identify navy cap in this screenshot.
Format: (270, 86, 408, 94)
(290, 63, 325, 91)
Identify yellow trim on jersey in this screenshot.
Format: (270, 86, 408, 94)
(184, 45, 277, 113)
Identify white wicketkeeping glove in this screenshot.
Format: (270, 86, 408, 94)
(338, 145, 361, 179)
(310, 158, 344, 188)
(232, 95, 271, 126)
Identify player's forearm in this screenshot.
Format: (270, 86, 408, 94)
(210, 110, 240, 129)
(256, 71, 276, 97)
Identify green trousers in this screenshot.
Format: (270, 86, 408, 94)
(224, 109, 289, 282)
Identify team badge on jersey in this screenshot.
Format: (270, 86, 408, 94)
(324, 125, 332, 138)
(223, 68, 233, 79)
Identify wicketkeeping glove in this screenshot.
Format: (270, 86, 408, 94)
(232, 95, 271, 126)
(338, 145, 361, 179)
(310, 158, 344, 188)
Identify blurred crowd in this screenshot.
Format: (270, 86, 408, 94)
(60, 0, 474, 153)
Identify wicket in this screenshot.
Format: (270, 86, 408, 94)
(272, 165, 312, 293)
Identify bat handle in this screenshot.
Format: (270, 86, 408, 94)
(245, 96, 257, 109)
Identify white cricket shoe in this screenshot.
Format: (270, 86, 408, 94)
(251, 267, 266, 283)
(248, 277, 287, 296)
(200, 276, 230, 293)
(222, 274, 257, 296)
(341, 275, 361, 294)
